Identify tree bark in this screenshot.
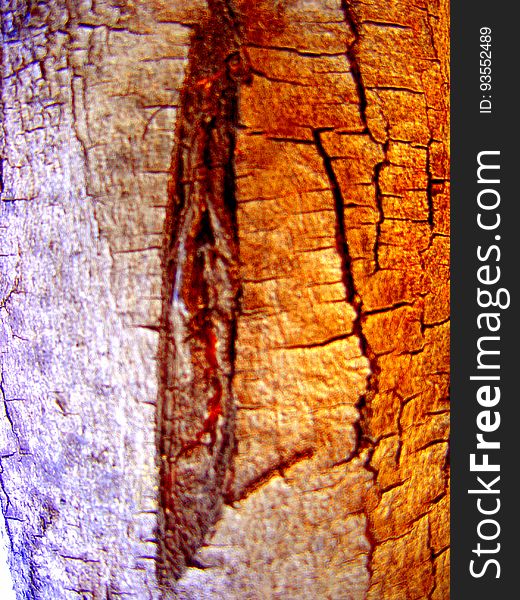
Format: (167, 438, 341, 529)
(1, 1, 449, 598)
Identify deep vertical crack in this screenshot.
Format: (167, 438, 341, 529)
(313, 127, 380, 587)
(340, 1, 369, 136)
(312, 129, 357, 308)
(318, 2, 394, 589)
(341, 1, 389, 274)
(426, 516, 437, 600)
(156, 0, 252, 585)
(372, 139, 390, 273)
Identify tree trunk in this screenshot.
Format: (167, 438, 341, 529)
(0, 1, 449, 598)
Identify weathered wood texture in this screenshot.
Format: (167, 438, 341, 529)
(1, 0, 449, 598)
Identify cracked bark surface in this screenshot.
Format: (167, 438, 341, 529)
(1, 0, 449, 598)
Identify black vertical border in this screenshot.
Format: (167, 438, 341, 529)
(451, 2, 516, 598)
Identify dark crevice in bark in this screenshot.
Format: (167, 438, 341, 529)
(246, 42, 345, 58)
(415, 438, 448, 454)
(340, 2, 369, 137)
(367, 84, 423, 94)
(380, 477, 410, 496)
(313, 126, 380, 586)
(372, 141, 390, 273)
(425, 138, 446, 234)
(394, 394, 406, 467)
(426, 139, 435, 230)
(426, 517, 437, 600)
(361, 19, 411, 30)
(0, 373, 14, 549)
(312, 129, 356, 306)
(228, 448, 315, 504)
(363, 300, 414, 316)
(185, 555, 213, 571)
(275, 331, 353, 351)
(156, 0, 251, 586)
(331, 3, 411, 590)
(422, 6, 440, 64)
(341, 1, 390, 275)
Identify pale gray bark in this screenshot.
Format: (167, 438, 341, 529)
(1, 1, 449, 598)
(0, 1, 200, 597)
